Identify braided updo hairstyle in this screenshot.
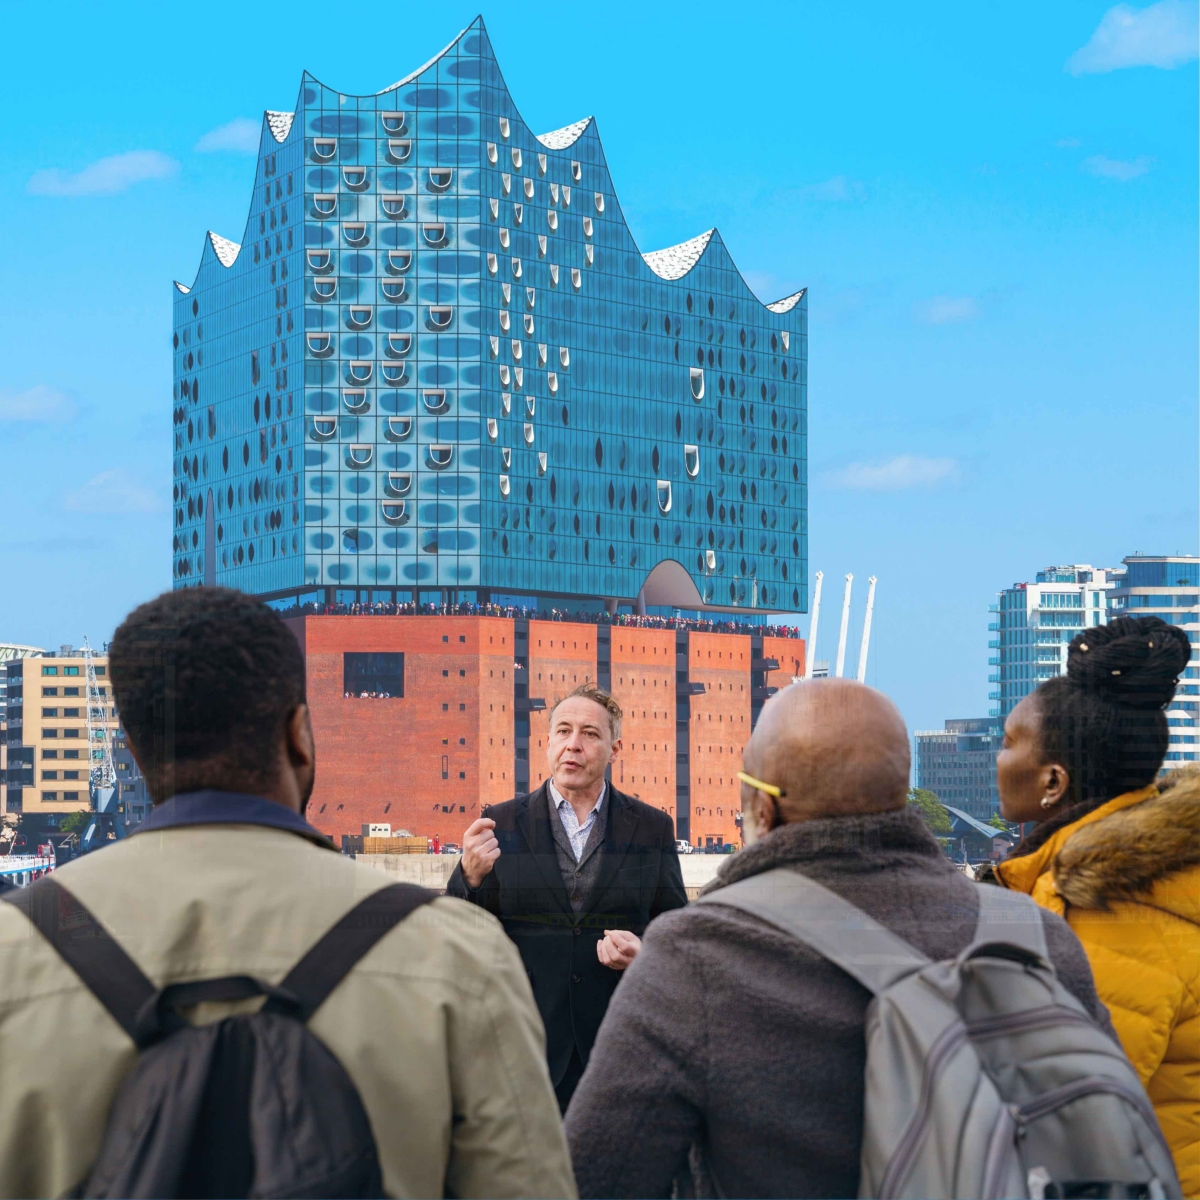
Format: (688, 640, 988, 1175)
(1009, 614, 1191, 857)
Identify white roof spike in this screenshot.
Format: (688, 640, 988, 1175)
(207, 231, 241, 268)
(378, 25, 471, 93)
(535, 117, 593, 149)
(767, 288, 805, 314)
(641, 229, 715, 282)
(265, 110, 295, 142)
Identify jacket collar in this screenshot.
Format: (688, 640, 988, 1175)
(994, 786, 1158, 898)
(137, 790, 335, 850)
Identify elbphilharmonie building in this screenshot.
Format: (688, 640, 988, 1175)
(172, 17, 807, 616)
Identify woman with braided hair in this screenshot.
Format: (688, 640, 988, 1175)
(992, 615, 1198, 1192)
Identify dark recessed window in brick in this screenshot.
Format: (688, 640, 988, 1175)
(343, 652, 404, 697)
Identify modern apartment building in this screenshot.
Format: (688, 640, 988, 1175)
(913, 718, 1000, 819)
(2, 650, 118, 827)
(0, 644, 44, 815)
(1109, 554, 1199, 765)
(171, 17, 807, 617)
(990, 565, 1121, 720)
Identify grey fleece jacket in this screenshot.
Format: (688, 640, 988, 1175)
(564, 807, 1113, 1200)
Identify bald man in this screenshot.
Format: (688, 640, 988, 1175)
(565, 680, 1111, 1199)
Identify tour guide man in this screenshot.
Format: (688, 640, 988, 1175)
(448, 682, 687, 1110)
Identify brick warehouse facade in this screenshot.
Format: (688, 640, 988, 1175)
(287, 615, 803, 850)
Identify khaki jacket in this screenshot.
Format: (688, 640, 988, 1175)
(996, 779, 1200, 1197)
(0, 820, 576, 1200)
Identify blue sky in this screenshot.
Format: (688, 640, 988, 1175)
(0, 0, 1195, 734)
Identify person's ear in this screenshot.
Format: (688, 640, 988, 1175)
(285, 704, 315, 770)
(609, 736, 622, 764)
(1039, 761, 1069, 807)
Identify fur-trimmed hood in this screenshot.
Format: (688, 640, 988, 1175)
(1052, 769, 1200, 917)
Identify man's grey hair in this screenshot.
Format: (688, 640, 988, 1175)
(549, 682, 623, 742)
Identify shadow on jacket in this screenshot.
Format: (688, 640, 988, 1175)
(994, 770, 1200, 1196)
(564, 806, 1113, 1200)
(446, 782, 687, 1087)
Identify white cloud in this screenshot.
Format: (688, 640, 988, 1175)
(916, 296, 980, 325)
(64, 470, 162, 514)
(824, 456, 961, 492)
(801, 175, 866, 202)
(1083, 153, 1154, 180)
(28, 150, 179, 197)
(0, 384, 76, 422)
(1067, 0, 1199, 74)
(195, 117, 261, 153)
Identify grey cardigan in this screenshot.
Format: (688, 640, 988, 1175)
(564, 807, 1113, 1199)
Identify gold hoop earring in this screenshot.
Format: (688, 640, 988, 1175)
(1040, 795, 1058, 810)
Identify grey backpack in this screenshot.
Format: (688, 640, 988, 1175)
(696, 868, 1180, 1200)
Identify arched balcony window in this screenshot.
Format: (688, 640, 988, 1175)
(549, 264, 559, 285)
(571, 160, 581, 182)
(498, 116, 510, 138)
(347, 361, 372, 383)
(571, 268, 581, 290)
(380, 111, 407, 134)
(523, 178, 534, 199)
(342, 389, 369, 413)
(705, 550, 717, 572)
(427, 306, 453, 330)
(422, 223, 447, 247)
(385, 417, 412, 441)
(486, 253, 498, 275)
(501, 173, 512, 195)
(690, 367, 705, 400)
(386, 333, 412, 357)
(501, 447, 512, 468)
(499, 228, 510, 249)
(499, 364, 511, 386)
(307, 249, 332, 273)
(312, 277, 336, 301)
(428, 168, 453, 192)
(513, 203, 523, 225)
(386, 139, 412, 163)
(347, 306, 372, 330)
(346, 445, 373, 469)
(427, 444, 453, 469)
(486, 142, 498, 164)
(342, 223, 368, 246)
(385, 250, 412, 274)
(511, 339, 522, 360)
(499, 310, 511, 332)
(547, 372, 558, 394)
(511, 147, 522, 169)
(381, 501, 409, 525)
(537, 153, 547, 176)
(312, 417, 337, 440)
(537, 452, 548, 475)
(657, 480, 673, 513)
(312, 138, 336, 161)
(501, 392, 512, 414)
(381, 362, 408, 386)
(423, 389, 448, 413)
(486, 418, 498, 441)
(582, 217, 593, 237)
(380, 195, 407, 219)
(537, 343, 547, 366)
(525, 396, 536, 417)
(381, 279, 406, 302)
(306, 332, 333, 357)
(684, 444, 701, 478)
(523, 422, 535, 445)
(594, 192, 605, 213)
(313, 194, 337, 218)
(385, 472, 412, 496)
(342, 167, 368, 191)
(499, 474, 510, 496)
(559, 346, 570, 367)
(547, 210, 558, 231)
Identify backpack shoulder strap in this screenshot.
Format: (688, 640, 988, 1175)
(269, 882, 437, 1021)
(694, 867, 928, 995)
(970, 882, 1049, 961)
(1, 877, 155, 1040)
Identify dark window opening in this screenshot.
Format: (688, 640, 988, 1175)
(343, 652, 404, 697)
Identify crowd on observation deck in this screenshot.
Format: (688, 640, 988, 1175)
(0, 586, 1193, 1200)
(281, 597, 806, 639)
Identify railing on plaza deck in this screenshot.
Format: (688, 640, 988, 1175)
(278, 600, 804, 640)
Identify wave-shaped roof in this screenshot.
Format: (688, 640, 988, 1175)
(208, 231, 241, 268)
(536, 117, 593, 150)
(265, 110, 294, 142)
(642, 230, 716, 281)
(767, 289, 806, 314)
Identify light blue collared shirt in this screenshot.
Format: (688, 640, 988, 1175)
(549, 779, 606, 862)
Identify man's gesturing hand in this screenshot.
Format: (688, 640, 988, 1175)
(460, 817, 500, 889)
(596, 929, 641, 970)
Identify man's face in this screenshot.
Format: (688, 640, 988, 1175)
(546, 696, 619, 793)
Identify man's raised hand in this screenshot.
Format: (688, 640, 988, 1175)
(460, 817, 500, 889)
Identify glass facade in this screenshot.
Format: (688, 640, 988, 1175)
(914, 718, 1000, 819)
(172, 18, 808, 614)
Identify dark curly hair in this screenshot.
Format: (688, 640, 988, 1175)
(1009, 615, 1190, 857)
(109, 587, 306, 802)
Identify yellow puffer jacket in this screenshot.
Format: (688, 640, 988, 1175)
(995, 776, 1200, 1196)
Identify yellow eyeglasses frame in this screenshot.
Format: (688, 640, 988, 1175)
(736, 770, 786, 799)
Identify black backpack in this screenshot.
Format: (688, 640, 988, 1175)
(5, 877, 436, 1198)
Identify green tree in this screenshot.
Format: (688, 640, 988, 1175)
(907, 787, 952, 836)
(987, 813, 1016, 835)
(57, 811, 90, 837)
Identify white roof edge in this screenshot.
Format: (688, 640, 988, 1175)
(207, 231, 242, 268)
(174, 281, 192, 294)
(766, 288, 805, 314)
(535, 117, 593, 150)
(377, 25, 471, 93)
(265, 110, 295, 142)
(641, 229, 715, 281)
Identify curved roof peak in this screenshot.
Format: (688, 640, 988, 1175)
(536, 117, 593, 150)
(377, 22, 474, 94)
(208, 231, 241, 268)
(766, 289, 805, 314)
(642, 229, 715, 281)
(265, 110, 294, 142)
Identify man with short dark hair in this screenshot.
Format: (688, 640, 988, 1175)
(448, 682, 687, 1112)
(0, 588, 574, 1198)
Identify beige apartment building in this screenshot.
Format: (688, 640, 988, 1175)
(3, 650, 118, 819)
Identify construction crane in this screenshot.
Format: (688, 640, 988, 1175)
(79, 636, 124, 854)
(856, 576, 878, 683)
(802, 570, 824, 680)
(835, 574, 854, 678)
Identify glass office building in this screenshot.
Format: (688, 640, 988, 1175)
(172, 17, 808, 615)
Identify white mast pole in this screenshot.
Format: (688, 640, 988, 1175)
(835, 574, 854, 678)
(856, 576, 878, 683)
(803, 570, 824, 679)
